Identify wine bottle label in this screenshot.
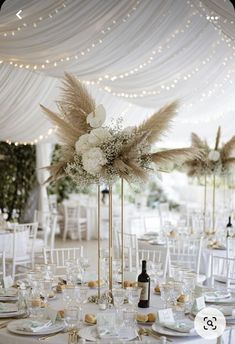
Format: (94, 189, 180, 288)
(138, 282, 149, 300)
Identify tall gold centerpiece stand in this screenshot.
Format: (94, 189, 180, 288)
(97, 180, 125, 298)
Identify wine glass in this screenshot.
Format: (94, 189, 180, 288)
(79, 258, 89, 284)
(112, 288, 126, 312)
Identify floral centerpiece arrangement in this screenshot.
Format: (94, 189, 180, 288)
(41, 73, 196, 186)
(185, 127, 235, 178)
(184, 127, 235, 232)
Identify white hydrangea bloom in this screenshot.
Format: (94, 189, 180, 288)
(75, 134, 91, 154)
(82, 147, 107, 175)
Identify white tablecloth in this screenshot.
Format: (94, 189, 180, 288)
(0, 287, 234, 343)
(0, 230, 28, 258)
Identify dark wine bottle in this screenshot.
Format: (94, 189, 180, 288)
(226, 216, 233, 237)
(138, 260, 150, 308)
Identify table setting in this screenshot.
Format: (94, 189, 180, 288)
(0, 258, 235, 344)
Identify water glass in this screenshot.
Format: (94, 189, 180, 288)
(64, 306, 80, 331)
(126, 287, 141, 309)
(123, 308, 137, 328)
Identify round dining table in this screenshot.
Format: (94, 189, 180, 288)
(0, 286, 234, 344)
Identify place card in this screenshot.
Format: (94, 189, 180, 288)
(191, 296, 205, 313)
(3, 275, 13, 289)
(157, 308, 174, 324)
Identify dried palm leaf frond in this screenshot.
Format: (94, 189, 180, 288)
(151, 148, 198, 167)
(220, 136, 235, 161)
(191, 133, 209, 150)
(136, 101, 178, 144)
(40, 105, 81, 147)
(60, 72, 95, 133)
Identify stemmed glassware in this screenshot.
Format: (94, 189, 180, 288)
(112, 288, 126, 312)
(79, 257, 89, 284)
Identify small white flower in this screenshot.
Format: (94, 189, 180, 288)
(208, 150, 220, 162)
(82, 147, 107, 175)
(87, 104, 106, 128)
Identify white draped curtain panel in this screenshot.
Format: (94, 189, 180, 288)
(0, 0, 234, 147)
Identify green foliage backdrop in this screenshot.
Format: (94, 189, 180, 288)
(0, 142, 36, 221)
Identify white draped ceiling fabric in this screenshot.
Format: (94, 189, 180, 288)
(0, 0, 235, 147)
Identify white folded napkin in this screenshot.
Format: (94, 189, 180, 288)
(97, 327, 118, 339)
(204, 291, 231, 301)
(17, 320, 52, 333)
(0, 302, 18, 313)
(162, 320, 195, 333)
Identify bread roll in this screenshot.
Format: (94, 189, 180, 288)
(88, 281, 97, 288)
(177, 294, 189, 303)
(154, 285, 161, 293)
(147, 313, 156, 322)
(85, 314, 97, 324)
(137, 313, 148, 323)
(56, 284, 66, 292)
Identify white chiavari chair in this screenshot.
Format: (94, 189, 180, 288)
(139, 249, 168, 278)
(63, 204, 88, 241)
(117, 232, 139, 272)
(7, 223, 38, 281)
(43, 247, 84, 275)
(167, 236, 204, 282)
(34, 210, 57, 250)
(0, 251, 6, 282)
(211, 256, 235, 288)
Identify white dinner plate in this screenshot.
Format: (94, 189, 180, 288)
(7, 319, 64, 336)
(0, 309, 25, 318)
(79, 325, 137, 341)
(152, 323, 197, 337)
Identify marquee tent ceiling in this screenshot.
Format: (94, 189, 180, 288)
(0, 0, 234, 147)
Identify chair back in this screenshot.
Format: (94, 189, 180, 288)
(48, 194, 58, 213)
(34, 211, 57, 249)
(139, 248, 168, 278)
(167, 237, 203, 276)
(211, 255, 235, 288)
(117, 231, 139, 272)
(43, 247, 84, 271)
(12, 222, 38, 262)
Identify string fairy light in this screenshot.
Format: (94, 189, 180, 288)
(5, 127, 57, 146)
(187, 0, 235, 51)
(0, 0, 71, 38)
(0, 0, 141, 70)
